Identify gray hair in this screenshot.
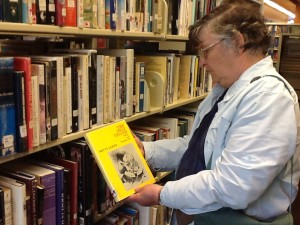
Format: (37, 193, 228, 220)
(189, 0, 271, 55)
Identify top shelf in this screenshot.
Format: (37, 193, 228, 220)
(0, 22, 189, 41)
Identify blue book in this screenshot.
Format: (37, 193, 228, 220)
(0, 57, 16, 157)
(109, 0, 117, 29)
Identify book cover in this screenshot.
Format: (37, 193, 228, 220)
(14, 57, 34, 151)
(0, 169, 38, 225)
(0, 175, 27, 225)
(13, 71, 28, 153)
(0, 57, 16, 156)
(84, 120, 155, 202)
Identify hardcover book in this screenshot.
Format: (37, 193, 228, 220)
(84, 120, 155, 202)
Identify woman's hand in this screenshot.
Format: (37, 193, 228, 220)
(127, 184, 163, 206)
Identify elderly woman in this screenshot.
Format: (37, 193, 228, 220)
(128, 0, 300, 224)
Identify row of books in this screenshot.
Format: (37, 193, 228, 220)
(0, 0, 219, 34)
(0, 47, 211, 156)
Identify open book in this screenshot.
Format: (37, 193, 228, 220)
(84, 120, 156, 202)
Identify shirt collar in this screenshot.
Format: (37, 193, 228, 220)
(223, 56, 275, 101)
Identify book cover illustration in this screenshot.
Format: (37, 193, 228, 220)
(84, 120, 155, 202)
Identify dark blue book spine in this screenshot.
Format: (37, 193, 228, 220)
(13, 71, 28, 153)
(110, 0, 116, 30)
(0, 57, 16, 157)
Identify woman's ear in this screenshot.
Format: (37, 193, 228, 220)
(234, 32, 246, 54)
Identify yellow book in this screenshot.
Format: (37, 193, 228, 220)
(84, 120, 156, 202)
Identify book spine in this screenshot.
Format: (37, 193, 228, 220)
(41, 174, 56, 225)
(47, 0, 56, 24)
(64, 57, 73, 134)
(125, 49, 134, 117)
(119, 56, 127, 119)
(65, 0, 77, 26)
(56, 57, 65, 139)
(13, 71, 28, 153)
(2, 186, 12, 225)
(36, 184, 45, 225)
(1, 57, 16, 156)
(138, 62, 145, 112)
(49, 61, 58, 141)
(77, 0, 84, 27)
(36, 0, 47, 24)
(31, 66, 40, 147)
(96, 55, 104, 126)
(71, 56, 79, 133)
(0, 187, 4, 225)
(36, 64, 47, 145)
(55, 0, 66, 26)
(88, 56, 97, 128)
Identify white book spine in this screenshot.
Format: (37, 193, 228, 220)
(96, 55, 104, 125)
(31, 70, 40, 147)
(65, 65, 73, 134)
(57, 57, 65, 138)
(0, 177, 27, 225)
(82, 55, 90, 130)
(77, 68, 84, 131)
(125, 49, 134, 117)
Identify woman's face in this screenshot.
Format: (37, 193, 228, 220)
(198, 28, 238, 88)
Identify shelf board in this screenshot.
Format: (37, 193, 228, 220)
(0, 23, 191, 41)
(0, 23, 165, 39)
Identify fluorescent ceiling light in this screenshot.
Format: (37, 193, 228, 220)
(264, 0, 296, 19)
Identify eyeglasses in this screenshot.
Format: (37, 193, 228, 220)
(197, 38, 225, 59)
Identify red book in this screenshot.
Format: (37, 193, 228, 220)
(65, 0, 77, 26)
(14, 57, 33, 151)
(55, 0, 66, 26)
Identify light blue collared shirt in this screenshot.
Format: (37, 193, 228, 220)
(143, 56, 300, 220)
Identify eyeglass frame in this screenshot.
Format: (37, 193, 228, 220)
(197, 38, 226, 59)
